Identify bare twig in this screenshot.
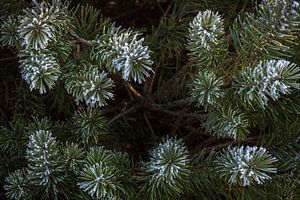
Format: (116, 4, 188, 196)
(147, 106, 182, 116)
(184, 127, 200, 140)
(144, 3, 173, 94)
(152, 97, 192, 109)
(191, 136, 258, 155)
(123, 81, 145, 101)
(170, 108, 186, 135)
(256, 128, 263, 146)
(111, 7, 148, 20)
(70, 31, 93, 46)
(152, 63, 193, 100)
(145, 102, 196, 117)
(143, 112, 156, 137)
(109, 104, 142, 123)
(0, 57, 18, 62)
(144, 61, 161, 94)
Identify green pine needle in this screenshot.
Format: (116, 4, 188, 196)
(215, 145, 277, 186)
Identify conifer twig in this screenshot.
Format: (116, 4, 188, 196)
(145, 102, 196, 117)
(144, 2, 173, 94)
(170, 108, 186, 135)
(152, 63, 193, 100)
(152, 97, 192, 109)
(111, 7, 148, 20)
(109, 104, 143, 123)
(143, 112, 156, 137)
(123, 81, 145, 100)
(191, 136, 258, 155)
(0, 57, 18, 62)
(70, 31, 93, 46)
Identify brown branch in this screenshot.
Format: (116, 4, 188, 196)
(191, 136, 258, 155)
(144, 62, 161, 94)
(200, 136, 218, 147)
(108, 98, 193, 123)
(184, 127, 201, 140)
(154, 97, 192, 109)
(256, 128, 263, 146)
(144, 3, 173, 94)
(143, 112, 156, 137)
(152, 63, 193, 100)
(111, 7, 148, 20)
(170, 108, 186, 136)
(147, 106, 182, 116)
(145, 102, 197, 117)
(0, 57, 18, 62)
(109, 103, 143, 123)
(70, 31, 93, 46)
(123, 81, 145, 101)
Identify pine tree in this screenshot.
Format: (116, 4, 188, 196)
(0, 0, 299, 199)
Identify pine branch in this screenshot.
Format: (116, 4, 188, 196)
(109, 103, 143, 123)
(152, 63, 193, 100)
(191, 136, 258, 155)
(1, 0, 300, 199)
(109, 98, 195, 124)
(0, 57, 18, 62)
(215, 145, 277, 186)
(151, 97, 192, 109)
(145, 102, 197, 117)
(123, 80, 145, 100)
(144, 2, 173, 94)
(70, 31, 93, 46)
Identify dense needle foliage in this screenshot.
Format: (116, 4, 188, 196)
(0, 0, 299, 199)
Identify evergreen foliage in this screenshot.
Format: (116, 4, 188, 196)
(0, 16, 20, 47)
(235, 59, 300, 109)
(205, 106, 250, 139)
(18, 0, 71, 50)
(19, 51, 60, 94)
(188, 10, 227, 67)
(215, 146, 277, 186)
(93, 26, 153, 83)
(26, 130, 63, 197)
(0, 0, 299, 199)
(4, 170, 29, 200)
(65, 65, 115, 107)
(70, 107, 109, 144)
(191, 71, 224, 109)
(142, 137, 190, 199)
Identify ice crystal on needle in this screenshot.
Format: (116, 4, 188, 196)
(216, 146, 277, 186)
